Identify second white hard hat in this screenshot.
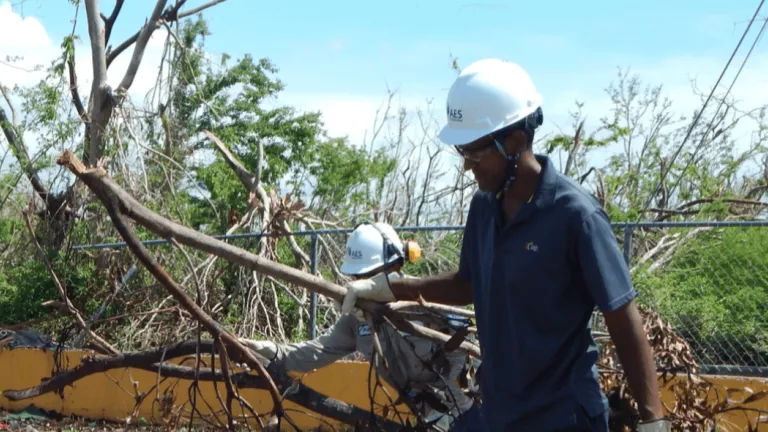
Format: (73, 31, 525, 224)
(340, 222, 404, 276)
(437, 58, 543, 146)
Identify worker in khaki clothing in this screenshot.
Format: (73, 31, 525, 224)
(242, 222, 483, 431)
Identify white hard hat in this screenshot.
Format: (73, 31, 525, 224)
(340, 222, 404, 276)
(437, 58, 543, 146)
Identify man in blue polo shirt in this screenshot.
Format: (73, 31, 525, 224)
(341, 58, 671, 431)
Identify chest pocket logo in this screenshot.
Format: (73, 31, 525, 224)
(524, 241, 539, 252)
(358, 324, 372, 336)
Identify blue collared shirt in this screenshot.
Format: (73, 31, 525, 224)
(458, 154, 637, 430)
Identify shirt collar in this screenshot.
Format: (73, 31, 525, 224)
(531, 154, 558, 210)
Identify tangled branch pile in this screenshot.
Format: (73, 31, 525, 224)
(3, 149, 765, 431)
(599, 308, 768, 431)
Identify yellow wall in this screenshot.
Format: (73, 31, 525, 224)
(1, 347, 766, 430)
(0, 347, 409, 430)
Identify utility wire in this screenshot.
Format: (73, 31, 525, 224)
(639, 0, 766, 218)
(664, 14, 768, 204)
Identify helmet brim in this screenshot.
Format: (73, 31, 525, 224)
(340, 261, 382, 276)
(437, 125, 490, 147)
(437, 100, 543, 147)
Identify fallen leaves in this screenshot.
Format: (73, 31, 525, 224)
(599, 307, 766, 431)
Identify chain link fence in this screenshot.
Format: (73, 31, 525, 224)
(618, 221, 768, 377)
(73, 221, 768, 376)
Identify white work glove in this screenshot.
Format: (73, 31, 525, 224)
(333, 299, 366, 322)
(239, 339, 278, 362)
(341, 272, 395, 315)
(637, 419, 672, 432)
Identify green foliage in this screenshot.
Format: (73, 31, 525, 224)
(308, 139, 397, 216)
(0, 249, 97, 326)
(1, 10, 765, 372)
(633, 227, 768, 366)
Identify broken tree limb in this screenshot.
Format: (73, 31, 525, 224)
(387, 300, 475, 319)
(54, 151, 290, 425)
(56, 150, 481, 360)
(86, 184, 290, 425)
(1, 340, 403, 431)
(23, 211, 119, 355)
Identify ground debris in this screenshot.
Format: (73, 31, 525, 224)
(599, 307, 767, 431)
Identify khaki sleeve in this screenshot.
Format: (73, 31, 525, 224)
(275, 315, 358, 373)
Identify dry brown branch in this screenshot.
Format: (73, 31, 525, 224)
(118, 205, 288, 422)
(102, 0, 125, 45)
(204, 129, 258, 191)
(67, 57, 87, 122)
(1, 339, 403, 431)
(388, 300, 475, 319)
(650, 197, 768, 221)
(599, 308, 768, 431)
(23, 211, 119, 354)
(56, 152, 290, 425)
(204, 129, 311, 271)
(56, 149, 481, 360)
(0, 101, 57, 214)
(564, 118, 585, 177)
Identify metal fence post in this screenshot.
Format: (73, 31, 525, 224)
(623, 225, 633, 265)
(308, 233, 318, 339)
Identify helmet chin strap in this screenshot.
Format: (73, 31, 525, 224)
(492, 108, 543, 200)
(493, 137, 522, 200)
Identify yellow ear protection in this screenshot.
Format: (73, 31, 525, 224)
(356, 221, 422, 266)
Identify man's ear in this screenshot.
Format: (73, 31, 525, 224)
(503, 129, 529, 155)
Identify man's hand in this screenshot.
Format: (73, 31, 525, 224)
(341, 272, 395, 314)
(603, 299, 665, 422)
(637, 419, 672, 431)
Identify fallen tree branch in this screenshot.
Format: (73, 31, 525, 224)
(56, 150, 481, 360)
(2, 340, 403, 431)
(23, 211, 119, 355)
(388, 300, 475, 319)
(55, 151, 289, 426)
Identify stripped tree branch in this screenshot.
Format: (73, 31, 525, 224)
(117, 0, 168, 93)
(103, 0, 126, 45)
(56, 149, 481, 359)
(106, 0, 227, 67)
(0, 101, 57, 214)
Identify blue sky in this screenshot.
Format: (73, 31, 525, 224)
(2, 0, 766, 164)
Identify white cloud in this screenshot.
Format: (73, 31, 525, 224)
(328, 39, 346, 52)
(0, 1, 57, 88)
(274, 92, 439, 147)
(271, 49, 768, 189)
(0, 1, 169, 186)
(271, 90, 465, 196)
(0, 1, 167, 101)
(566, 52, 768, 168)
(3, 0, 765, 190)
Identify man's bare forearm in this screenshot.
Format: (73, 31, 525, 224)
(388, 271, 473, 306)
(604, 300, 664, 421)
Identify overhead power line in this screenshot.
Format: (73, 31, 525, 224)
(639, 0, 766, 218)
(664, 13, 768, 203)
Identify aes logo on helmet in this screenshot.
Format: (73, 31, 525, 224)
(447, 105, 463, 122)
(347, 247, 363, 259)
